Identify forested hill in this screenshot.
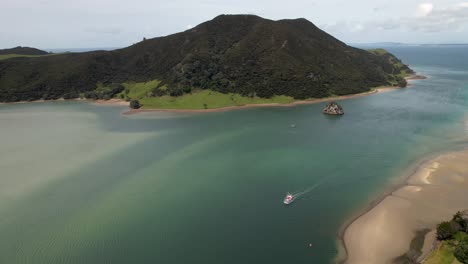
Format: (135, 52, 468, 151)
(0, 15, 413, 102)
(0, 46, 48, 56)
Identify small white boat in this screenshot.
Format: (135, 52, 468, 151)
(283, 193, 295, 205)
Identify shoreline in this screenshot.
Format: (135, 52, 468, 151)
(123, 75, 426, 114)
(0, 98, 130, 106)
(335, 151, 441, 264)
(122, 89, 379, 115)
(0, 74, 426, 113)
(338, 146, 468, 264)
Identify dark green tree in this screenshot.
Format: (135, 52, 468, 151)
(129, 99, 141, 109)
(453, 212, 468, 232)
(169, 87, 183, 97)
(183, 87, 192, 94)
(437, 221, 459, 240)
(397, 78, 408, 88)
(455, 237, 468, 264)
(63, 91, 79, 99)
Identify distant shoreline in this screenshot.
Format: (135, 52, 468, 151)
(122, 89, 379, 115)
(0, 75, 426, 113)
(0, 98, 129, 106)
(123, 74, 427, 115)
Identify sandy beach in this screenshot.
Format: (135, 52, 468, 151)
(122, 88, 391, 115)
(92, 98, 129, 106)
(123, 75, 426, 115)
(341, 149, 468, 264)
(123, 89, 384, 115)
(0, 75, 425, 113)
(0, 98, 129, 106)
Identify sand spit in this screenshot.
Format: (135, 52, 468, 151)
(342, 150, 468, 264)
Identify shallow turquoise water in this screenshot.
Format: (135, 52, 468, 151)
(0, 46, 468, 263)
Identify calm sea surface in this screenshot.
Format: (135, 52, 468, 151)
(0, 46, 467, 263)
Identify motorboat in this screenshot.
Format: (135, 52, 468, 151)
(283, 193, 295, 205)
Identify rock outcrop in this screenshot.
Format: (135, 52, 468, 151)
(322, 102, 344, 115)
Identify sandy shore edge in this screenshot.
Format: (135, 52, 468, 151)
(0, 97, 130, 106)
(338, 145, 468, 264)
(0, 75, 426, 113)
(122, 74, 427, 115)
(335, 152, 438, 264)
(123, 75, 426, 115)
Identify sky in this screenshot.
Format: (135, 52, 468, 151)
(1, 0, 468, 49)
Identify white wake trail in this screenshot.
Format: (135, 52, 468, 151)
(291, 172, 339, 199)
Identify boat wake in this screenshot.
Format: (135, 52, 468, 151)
(289, 174, 337, 201)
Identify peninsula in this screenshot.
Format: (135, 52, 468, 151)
(0, 15, 413, 110)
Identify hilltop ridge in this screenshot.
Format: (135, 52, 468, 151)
(0, 46, 48, 56)
(0, 14, 413, 103)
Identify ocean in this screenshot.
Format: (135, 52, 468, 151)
(0, 46, 467, 263)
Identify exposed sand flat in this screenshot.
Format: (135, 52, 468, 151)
(0, 98, 130, 106)
(92, 98, 129, 106)
(343, 150, 468, 264)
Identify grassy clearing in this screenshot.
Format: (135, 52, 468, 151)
(424, 241, 460, 264)
(139, 90, 294, 109)
(424, 232, 467, 264)
(0, 53, 57, 61)
(117, 80, 162, 100)
(113, 79, 295, 109)
(454, 232, 468, 241)
(368, 48, 388, 55)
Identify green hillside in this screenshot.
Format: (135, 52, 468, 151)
(0, 15, 413, 103)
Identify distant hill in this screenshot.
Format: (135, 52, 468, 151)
(0, 15, 413, 103)
(351, 42, 409, 47)
(0, 46, 48, 56)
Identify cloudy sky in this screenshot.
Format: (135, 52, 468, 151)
(1, 0, 468, 49)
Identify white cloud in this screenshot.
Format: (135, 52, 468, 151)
(416, 3, 434, 17)
(355, 2, 468, 33)
(2, 0, 468, 48)
(84, 27, 122, 35)
(352, 24, 364, 32)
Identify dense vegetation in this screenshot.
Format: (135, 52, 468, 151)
(0, 15, 413, 103)
(0, 47, 52, 62)
(129, 99, 141, 109)
(368, 49, 413, 87)
(0, 46, 48, 56)
(428, 211, 468, 264)
(82, 83, 124, 100)
(139, 89, 294, 109)
(456, 238, 468, 263)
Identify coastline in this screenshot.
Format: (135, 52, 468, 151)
(0, 98, 130, 106)
(91, 98, 129, 106)
(0, 75, 425, 113)
(123, 75, 426, 115)
(122, 89, 379, 115)
(339, 147, 468, 264)
(335, 151, 441, 264)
